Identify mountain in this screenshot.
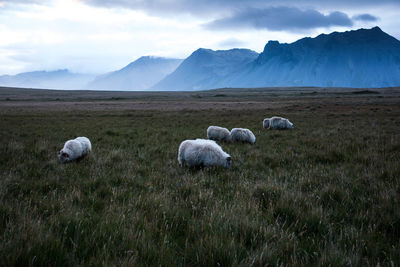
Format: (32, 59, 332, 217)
(0, 69, 95, 90)
(3, 27, 398, 91)
(152, 48, 259, 91)
(153, 27, 400, 90)
(224, 26, 400, 88)
(87, 56, 183, 90)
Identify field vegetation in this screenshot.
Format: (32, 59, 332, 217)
(0, 87, 399, 266)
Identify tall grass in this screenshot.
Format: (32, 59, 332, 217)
(0, 96, 399, 266)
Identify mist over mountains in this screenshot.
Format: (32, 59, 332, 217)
(0, 70, 95, 90)
(87, 56, 183, 91)
(0, 57, 183, 91)
(1, 27, 399, 90)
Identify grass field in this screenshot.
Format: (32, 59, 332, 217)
(0, 87, 399, 266)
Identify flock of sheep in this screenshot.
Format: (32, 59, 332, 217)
(58, 116, 294, 169)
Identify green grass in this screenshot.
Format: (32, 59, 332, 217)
(0, 88, 400, 266)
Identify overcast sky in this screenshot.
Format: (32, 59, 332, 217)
(0, 0, 399, 75)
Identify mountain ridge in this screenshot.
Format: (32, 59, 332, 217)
(152, 48, 259, 91)
(220, 26, 400, 88)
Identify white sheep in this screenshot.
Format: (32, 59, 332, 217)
(58, 136, 92, 163)
(230, 128, 256, 144)
(263, 116, 294, 130)
(207, 126, 232, 142)
(178, 139, 232, 169)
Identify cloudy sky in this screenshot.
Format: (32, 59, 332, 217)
(0, 0, 399, 75)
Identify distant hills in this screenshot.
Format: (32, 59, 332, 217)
(86, 56, 183, 90)
(1, 27, 399, 90)
(0, 70, 95, 90)
(0, 57, 182, 91)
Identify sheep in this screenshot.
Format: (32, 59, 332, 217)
(263, 116, 294, 130)
(58, 136, 92, 163)
(207, 126, 232, 142)
(230, 128, 256, 144)
(178, 139, 232, 169)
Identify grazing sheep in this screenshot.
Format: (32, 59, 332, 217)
(230, 128, 256, 144)
(58, 136, 92, 163)
(263, 116, 294, 130)
(207, 126, 232, 142)
(178, 139, 232, 169)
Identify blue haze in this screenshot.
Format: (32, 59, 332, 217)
(1, 27, 399, 90)
(87, 56, 183, 91)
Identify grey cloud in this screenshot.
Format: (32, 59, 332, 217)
(353, 14, 379, 22)
(1, 0, 33, 2)
(4, 0, 397, 19)
(81, 0, 400, 16)
(204, 7, 353, 31)
(3, 0, 399, 13)
(81, 0, 242, 16)
(0, 0, 46, 4)
(0, 0, 50, 11)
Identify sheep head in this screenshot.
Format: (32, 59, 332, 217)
(58, 150, 70, 163)
(225, 156, 232, 169)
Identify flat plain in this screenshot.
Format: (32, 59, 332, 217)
(0, 86, 399, 266)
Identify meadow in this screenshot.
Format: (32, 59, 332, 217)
(0, 87, 399, 266)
